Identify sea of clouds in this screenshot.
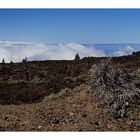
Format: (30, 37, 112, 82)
(0, 41, 139, 62)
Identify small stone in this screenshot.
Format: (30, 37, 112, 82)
(107, 125, 112, 129)
(94, 121, 101, 126)
(69, 119, 74, 124)
(125, 102, 129, 107)
(81, 113, 87, 118)
(38, 126, 42, 129)
(52, 118, 60, 124)
(134, 122, 140, 128)
(70, 112, 74, 116)
(3, 116, 8, 121)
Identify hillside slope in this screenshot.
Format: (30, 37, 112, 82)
(0, 52, 139, 131)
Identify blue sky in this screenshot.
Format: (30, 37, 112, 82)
(0, 9, 140, 62)
(0, 9, 140, 43)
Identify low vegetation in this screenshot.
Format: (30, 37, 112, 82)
(89, 58, 140, 118)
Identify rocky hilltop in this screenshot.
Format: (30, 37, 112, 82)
(0, 52, 139, 131)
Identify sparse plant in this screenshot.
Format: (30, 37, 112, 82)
(1, 58, 5, 69)
(10, 60, 13, 64)
(22, 57, 28, 69)
(44, 87, 71, 101)
(22, 57, 28, 63)
(74, 53, 80, 61)
(89, 58, 140, 118)
(25, 71, 32, 81)
(9, 60, 14, 69)
(2, 58, 5, 64)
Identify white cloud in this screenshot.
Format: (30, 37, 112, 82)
(113, 45, 135, 56)
(0, 41, 138, 63)
(0, 47, 11, 62)
(125, 45, 135, 52)
(0, 41, 105, 62)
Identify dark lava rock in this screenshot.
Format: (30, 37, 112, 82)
(52, 118, 60, 124)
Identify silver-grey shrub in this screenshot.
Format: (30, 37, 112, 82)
(89, 58, 140, 118)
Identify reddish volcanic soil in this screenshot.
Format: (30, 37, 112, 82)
(0, 53, 139, 131)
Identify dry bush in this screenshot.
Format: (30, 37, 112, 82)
(89, 58, 140, 118)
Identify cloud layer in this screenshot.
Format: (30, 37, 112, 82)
(0, 41, 138, 62)
(0, 41, 106, 62)
(113, 45, 136, 56)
